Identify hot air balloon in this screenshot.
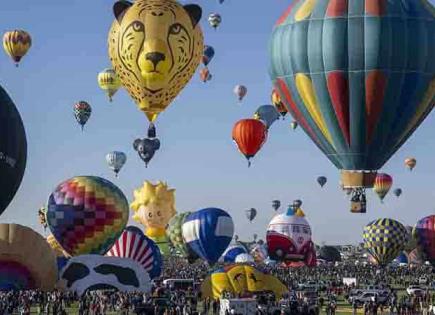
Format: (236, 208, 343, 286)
(317, 176, 327, 188)
(233, 85, 247, 102)
(272, 200, 281, 211)
(46, 176, 129, 256)
(218, 0, 224, 3)
(269, 1, 435, 213)
(208, 13, 222, 29)
(393, 188, 402, 198)
(202, 45, 215, 67)
(0, 224, 57, 290)
(97, 68, 121, 102)
(405, 158, 417, 171)
(363, 218, 408, 266)
(413, 215, 435, 266)
(201, 264, 288, 299)
(106, 151, 127, 177)
(404, 226, 418, 253)
(245, 208, 257, 222)
(319, 246, 341, 263)
(106, 226, 162, 279)
(3, 30, 32, 67)
(73, 101, 92, 131)
(232, 119, 267, 167)
(290, 121, 298, 131)
(199, 67, 212, 83)
(292, 199, 302, 209)
(220, 243, 248, 263)
(167, 212, 199, 262)
(253, 105, 280, 129)
(108, 0, 203, 132)
(250, 243, 268, 262)
(182, 208, 234, 264)
(373, 173, 393, 202)
(133, 124, 161, 167)
(0, 85, 26, 217)
(130, 181, 176, 256)
(266, 207, 316, 267)
(271, 88, 287, 117)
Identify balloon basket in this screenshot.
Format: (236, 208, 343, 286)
(341, 170, 377, 188)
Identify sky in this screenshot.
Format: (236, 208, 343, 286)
(0, 0, 434, 245)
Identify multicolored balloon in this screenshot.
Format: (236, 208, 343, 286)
(106, 226, 162, 279)
(199, 67, 212, 83)
(234, 85, 247, 102)
(220, 243, 248, 263)
(373, 173, 393, 202)
(202, 45, 215, 67)
(413, 215, 435, 266)
(166, 212, 198, 262)
(46, 176, 129, 256)
(253, 105, 280, 129)
(182, 208, 234, 264)
(269, 1, 435, 209)
(106, 151, 127, 177)
(363, 218, 408, 266)
(405, 158, 417, 171)
(0, 224, 57, 290)
(3, 30, 32, 66)
(73, 101, 92, 131)
(232, 119, 268, 167)
(208, 13, 222, 29)
(271, 88, 287, 117)
(108, 0, 203, 123)
(97, 68, 121, 102)
(0, 85, 27, 216)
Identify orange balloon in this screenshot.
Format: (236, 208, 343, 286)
(232, 119, 267, 166)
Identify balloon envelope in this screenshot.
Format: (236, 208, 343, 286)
(269, 1, 435, 187)
(413, 215, 435, 266)
(0, 85, 27, 216)
(182, 208, 234, 264)
(254, 105, 280, 129)
(46, 176, 129, 256)
(363, 218, 408, 266)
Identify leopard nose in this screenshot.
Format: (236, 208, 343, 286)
(146, 52, 165, 67)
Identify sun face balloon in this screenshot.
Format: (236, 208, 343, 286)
(46, 176, 129, 256)
(269, 1, 435, 210)
(108, 0, 204, 123)
(130, 181, 177, 256)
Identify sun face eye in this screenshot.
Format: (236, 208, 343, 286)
(169, 23, 182, 35)
(132, 21, 144, 32)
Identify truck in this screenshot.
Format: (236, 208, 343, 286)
(220, 298, 258, 315)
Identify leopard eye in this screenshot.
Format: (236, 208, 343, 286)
(169, 23, 182, 35)
(132, 21, 144, 32)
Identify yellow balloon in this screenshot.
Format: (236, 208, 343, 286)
(201, 264, 288, 299)
(3, 30, 32, 66)
(130, 181, 177, 255)
(108, 0, 204, 122)
(97, 68, 121, 102)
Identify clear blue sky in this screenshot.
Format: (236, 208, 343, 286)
(1, 0, 434, 245)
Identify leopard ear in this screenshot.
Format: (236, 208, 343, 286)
(113, 1, 133, 23)
(183, 4, 202, 28)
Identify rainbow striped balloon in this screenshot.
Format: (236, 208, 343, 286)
(106, 226, 162, 279)
(46, 176, 129, 256)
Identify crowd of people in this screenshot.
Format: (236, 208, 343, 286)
(0, 258, 433, 315)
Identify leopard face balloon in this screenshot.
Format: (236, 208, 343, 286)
(108, 0, 203, 122)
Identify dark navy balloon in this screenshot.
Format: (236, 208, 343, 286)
(0, 85, 27, 216)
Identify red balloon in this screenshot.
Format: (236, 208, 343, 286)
(232, 119, 267, 166)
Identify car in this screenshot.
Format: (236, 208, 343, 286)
(407, 285, 425, 296)
(350, 291, 388, 306)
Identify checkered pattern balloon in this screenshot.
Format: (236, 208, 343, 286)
(106, 226, 162, 279)
(363, 218, 408, 266)
(46, 176, 129, 256)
